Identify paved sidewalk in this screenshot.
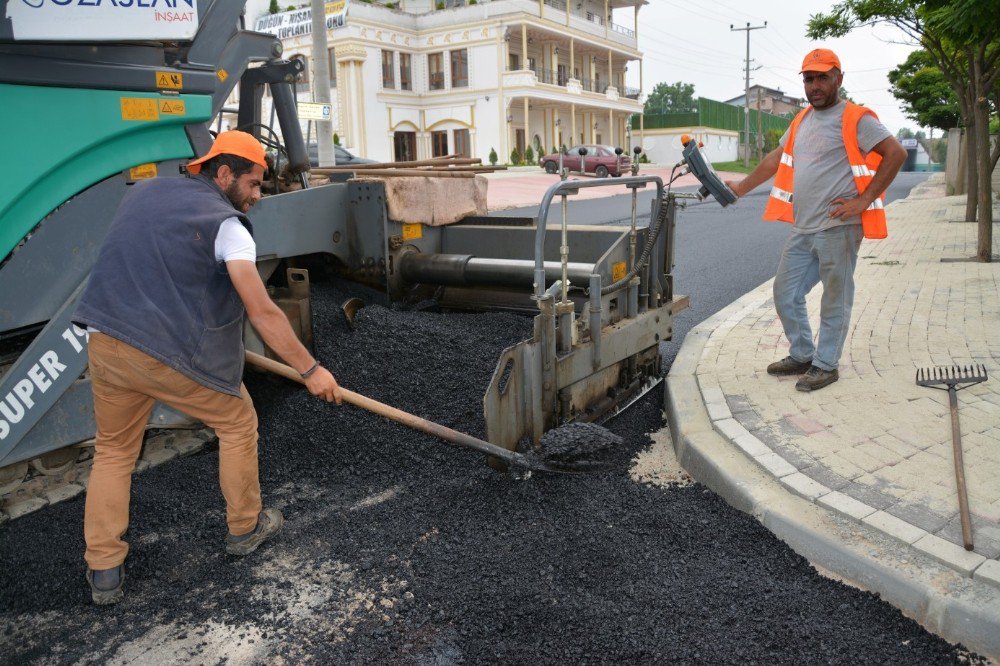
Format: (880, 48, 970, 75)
(665, 172, 1000, 658)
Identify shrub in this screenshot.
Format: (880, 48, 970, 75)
(510, 148, 521, 165)
(524, 146, 535, 165)
(469, 0, 477, 4)
(764, 128, 783, 153)
(488, 147, 498, 166)
(436, 1, 444, 8)
(639, 153, 649, 163)
(333, 133, 341, 146)
(268, 0, 280, 14)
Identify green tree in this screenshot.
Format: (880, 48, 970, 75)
(488, 147, 498, 166)
(268, 0, 281, 13)
(887, 49, 962, 131)
(808, 0, 1000, 262)
(510, 148, 521, 166)
(524, 146, 535, 165)
(643, 81, 697, 115)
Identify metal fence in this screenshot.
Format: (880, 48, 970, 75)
(632, 97, 795, 147)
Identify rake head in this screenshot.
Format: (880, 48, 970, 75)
(915, 364, 988, 388)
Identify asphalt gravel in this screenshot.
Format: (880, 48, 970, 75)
(0, 278, 987, 664)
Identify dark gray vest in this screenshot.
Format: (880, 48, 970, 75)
(75, 175, 252, 396)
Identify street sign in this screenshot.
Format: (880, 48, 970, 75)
(298, 102, 332, 122)
(901, 138, 918, 148)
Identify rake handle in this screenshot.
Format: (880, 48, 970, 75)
(244, 351, 527, 468)
(948, 386, 975, 551)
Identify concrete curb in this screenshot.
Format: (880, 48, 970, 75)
(662, 193, 1000, 659)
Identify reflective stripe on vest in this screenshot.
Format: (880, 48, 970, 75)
(762, 101, 888, 239)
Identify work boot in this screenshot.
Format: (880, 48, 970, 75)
(766, 355, 813, 376)
(225, 509, 284, 556)
(86, 564, 125, 606)
(795, 366, 839, 392)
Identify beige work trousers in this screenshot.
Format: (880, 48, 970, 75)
(84, 332, 261, 570)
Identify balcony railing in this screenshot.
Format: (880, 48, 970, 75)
(622, 86, 640, 99)
(611, 22, 635, 38)
(542, 0, 566, 9)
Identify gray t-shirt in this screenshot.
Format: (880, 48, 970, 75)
(779, 101, 891, 234)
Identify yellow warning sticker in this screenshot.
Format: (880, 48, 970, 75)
(129, 164, 158, 180)
(402, 224, 422, 241)
(120, 97, 159, 121)
(217, 69, 229, 82)
(159, 99, 186, 116)
(612, 261, 627, 282)
(156, 71, 183, 89)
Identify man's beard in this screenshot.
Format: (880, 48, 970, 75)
(225, 180, 250, 212)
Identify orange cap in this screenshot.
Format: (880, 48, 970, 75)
(186, 130, 267, 175)
(800, 48, 841, 74)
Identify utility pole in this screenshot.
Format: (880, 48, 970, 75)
(311, 0, 335, 166)
(731, 21, 766, 168)
(756, 88, 763, 162)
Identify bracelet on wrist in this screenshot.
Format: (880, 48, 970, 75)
(301, 361, 320, 379)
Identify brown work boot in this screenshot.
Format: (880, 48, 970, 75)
(766, 355, 813, 376)
(86, 564, 125, 606)
(795, 366, 839, 392)
(225, 509, 284, 556)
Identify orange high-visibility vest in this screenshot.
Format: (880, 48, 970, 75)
(763, 101, 887, 239)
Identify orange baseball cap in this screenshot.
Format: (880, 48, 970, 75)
(186, 130, 267, 174)
(800, 48, 841, 73)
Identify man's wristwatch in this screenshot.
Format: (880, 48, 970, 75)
(301, 361, 321, 379)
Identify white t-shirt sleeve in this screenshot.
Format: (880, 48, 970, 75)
(215, 217, 256, 262)
(857, 114, 892, 153)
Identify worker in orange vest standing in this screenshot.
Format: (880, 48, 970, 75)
(725, 48, 907, 392)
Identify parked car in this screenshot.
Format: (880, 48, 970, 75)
(307, 143, 378, 167)
(538, 144, 631, 177)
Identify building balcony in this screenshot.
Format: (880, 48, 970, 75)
(413, 0, 638, 49)
(502, 68, 641, 110)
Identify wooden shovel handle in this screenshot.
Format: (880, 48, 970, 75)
(244, 350, 524, 465)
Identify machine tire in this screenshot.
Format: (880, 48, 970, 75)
(544, 161, 558, 174)
(595, 165, 609, 178)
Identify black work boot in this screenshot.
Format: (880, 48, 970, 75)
(795, 366, 839, 392)
(86, 564, 125, 606)
(766, 355, 813, 376)
(225, 509, 284, 556)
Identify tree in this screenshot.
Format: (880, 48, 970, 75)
(808, 0, 1000, 262)
(887, 49, 961, 131)
(896, 127, 915, 139)
(268, 0, 281, 12)
(488, 147, 498, 166)
(643, 81, 697, 115)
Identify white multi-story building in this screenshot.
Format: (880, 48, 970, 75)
(246, 0, 646, 163)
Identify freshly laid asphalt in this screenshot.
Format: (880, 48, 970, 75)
(0, 275, 990, 663)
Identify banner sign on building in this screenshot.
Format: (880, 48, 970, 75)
(5, 0, 199, 41)
(253, 1, 350, 40)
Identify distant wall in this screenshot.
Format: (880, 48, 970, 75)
(637, 126, 739, 165)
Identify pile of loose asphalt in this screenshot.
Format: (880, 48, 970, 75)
(0, 279, 988, 664)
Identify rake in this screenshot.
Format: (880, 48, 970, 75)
(915, 364, 988, 551)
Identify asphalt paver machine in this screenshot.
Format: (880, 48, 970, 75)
(0, 0, 733, 511)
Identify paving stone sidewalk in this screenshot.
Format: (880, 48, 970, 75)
(688, 173, 1000, 584)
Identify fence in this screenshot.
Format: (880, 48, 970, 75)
(632, 97, 795, 150)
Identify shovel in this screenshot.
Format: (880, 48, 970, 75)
(245, 351, 597, 474)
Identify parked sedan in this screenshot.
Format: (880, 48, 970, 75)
(539, 145, 631, 177)
(307, 143, 378, 167)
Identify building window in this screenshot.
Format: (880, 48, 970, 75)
(382, 50, 395, 89)
(453, 128, 470, 158)
(557, 64, 568, 86)
(509, 53, 520, 71)
(400, 53, 412, 91)
(394, 131, 417, 162)
(527, 56, 536, 72)
(428, 52, 444, 90)
(431, 130, 449, 157)
(327, 48, 337, 86)
(450, 49, 468, 88)
(291, 54, 309, 88)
